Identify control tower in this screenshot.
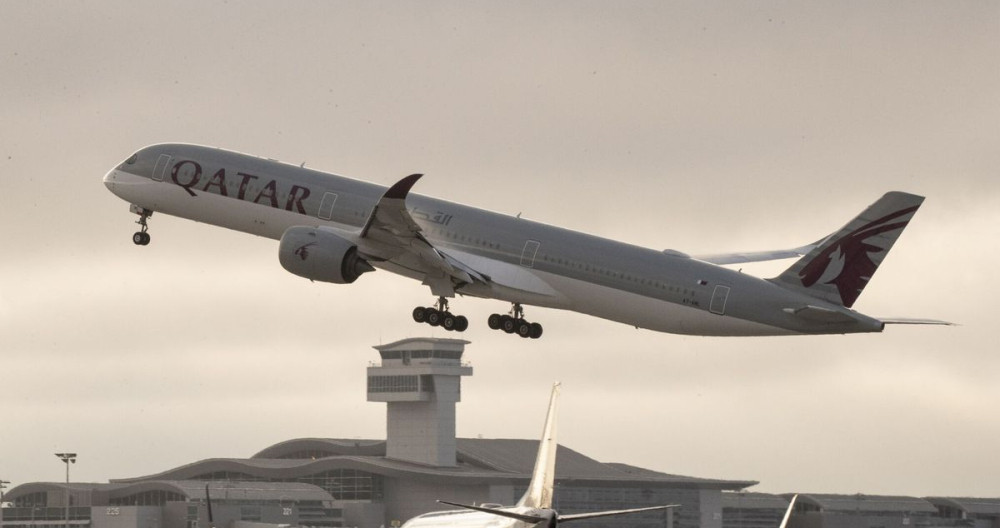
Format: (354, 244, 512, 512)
(367, 337, 473, 467)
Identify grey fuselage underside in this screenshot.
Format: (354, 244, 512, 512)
(110, 143, 884, 336)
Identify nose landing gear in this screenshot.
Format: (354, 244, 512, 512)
(130, 205, 153, 246)
(488, 303, 543, 339)
(412, 297, 469, 332)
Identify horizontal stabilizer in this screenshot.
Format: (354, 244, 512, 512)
(558, 504, 679, 522)
(436, 500, 678, 524)
(435, 501, 547, 524)
(783, 305, 857, 324)
(879, 317, 955, 326)
(696, 244, 817, 266)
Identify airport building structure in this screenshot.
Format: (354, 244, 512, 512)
(721, 493, 1000, 528)
(0, 338, 755, 528)
(4, 339, 997, 528)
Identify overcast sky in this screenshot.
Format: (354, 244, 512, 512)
(1, 1, 998, 500)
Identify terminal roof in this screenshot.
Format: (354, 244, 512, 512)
(114, 437, 754, 490)
(925, 497, 1000, 515)
(792, 494, 939, 513)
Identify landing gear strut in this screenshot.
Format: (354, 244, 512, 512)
(412, 297, 469, 332)
(488, 303, 543, 339)
(131, 205, 152, 246)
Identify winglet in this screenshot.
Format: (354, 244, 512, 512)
(361, 174, 424, 238)
(384, 173, 423, 200)
(516, 382, 561, 509)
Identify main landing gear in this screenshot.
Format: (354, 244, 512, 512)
(131, 205, 152, 246)
(488, 303, 543, 339)
(413, 297, 469, 332)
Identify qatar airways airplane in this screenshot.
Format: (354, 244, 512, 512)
(403, 383, 678, 528)
(103, 143, 947, 339)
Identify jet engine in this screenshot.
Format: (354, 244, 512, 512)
(278, 226, 374, 284)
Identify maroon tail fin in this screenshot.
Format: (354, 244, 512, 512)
(771, 192, 924, 307)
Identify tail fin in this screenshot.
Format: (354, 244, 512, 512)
(440, 383, 679, 523)
(779, 495, 798, 528)
(772, 192, 924, 308)
(516, 382, 561, 509)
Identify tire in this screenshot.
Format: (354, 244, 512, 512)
(133, 232, 145, 245)
(141, 232, 151, 245)
(427, 309, 442, 326)
(443, 313, 456, 331)
(455, 316, 469, 332)
(501, 315, 516, 333)
(516, 320, 532, 338)
(487, 313, 502, 330)
(530, 323, 543, 339)
(412, 306, 427, 323)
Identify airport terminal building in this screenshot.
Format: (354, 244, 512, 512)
(5, 339, 997, 528)
(1, 338, 754, 528)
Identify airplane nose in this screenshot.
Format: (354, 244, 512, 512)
(103, 169, 116, 192)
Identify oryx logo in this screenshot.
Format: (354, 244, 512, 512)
(294, 242, 317, 261)
(798, 205, 918, 307)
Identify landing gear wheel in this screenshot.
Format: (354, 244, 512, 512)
(489, 303, 544, 339)
(412, 296, 468, 332)
(516, 320, 532, 338)
(131, 205, 153, 246)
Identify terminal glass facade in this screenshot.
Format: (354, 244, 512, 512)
(109, 490, 186, 506)
(189, 469, 384, 502)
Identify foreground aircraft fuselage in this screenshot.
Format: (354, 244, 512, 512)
(104, 143, 939, 338)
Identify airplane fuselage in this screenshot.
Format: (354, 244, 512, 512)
(104, 143, 886, 336)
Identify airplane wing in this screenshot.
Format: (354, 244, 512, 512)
(694, 243, 819, 266)
(357, 174, 489, 296)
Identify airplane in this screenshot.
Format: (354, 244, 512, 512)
(103, 143, 949, 339)
(402, 383, 679, 528)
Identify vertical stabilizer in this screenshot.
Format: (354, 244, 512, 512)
(771, 192, 924, 308)
(516, 383, 561, 509)
(779, 495, 798, 528)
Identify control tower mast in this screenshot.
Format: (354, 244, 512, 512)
(367, 338, 473, 467)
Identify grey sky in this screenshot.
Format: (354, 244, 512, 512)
(1, 1, 997, 499)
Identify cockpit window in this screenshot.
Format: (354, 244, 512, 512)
(125, 153, 138, 165)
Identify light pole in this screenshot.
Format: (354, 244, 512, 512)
(1, 479, 11, 528)
(55, 453, 77, 528)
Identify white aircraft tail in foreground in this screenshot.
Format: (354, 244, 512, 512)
(401, 383, 677, 528)
(779, 495, 798, 528)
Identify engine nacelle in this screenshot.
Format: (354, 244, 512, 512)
(278, 226, 374, 284)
